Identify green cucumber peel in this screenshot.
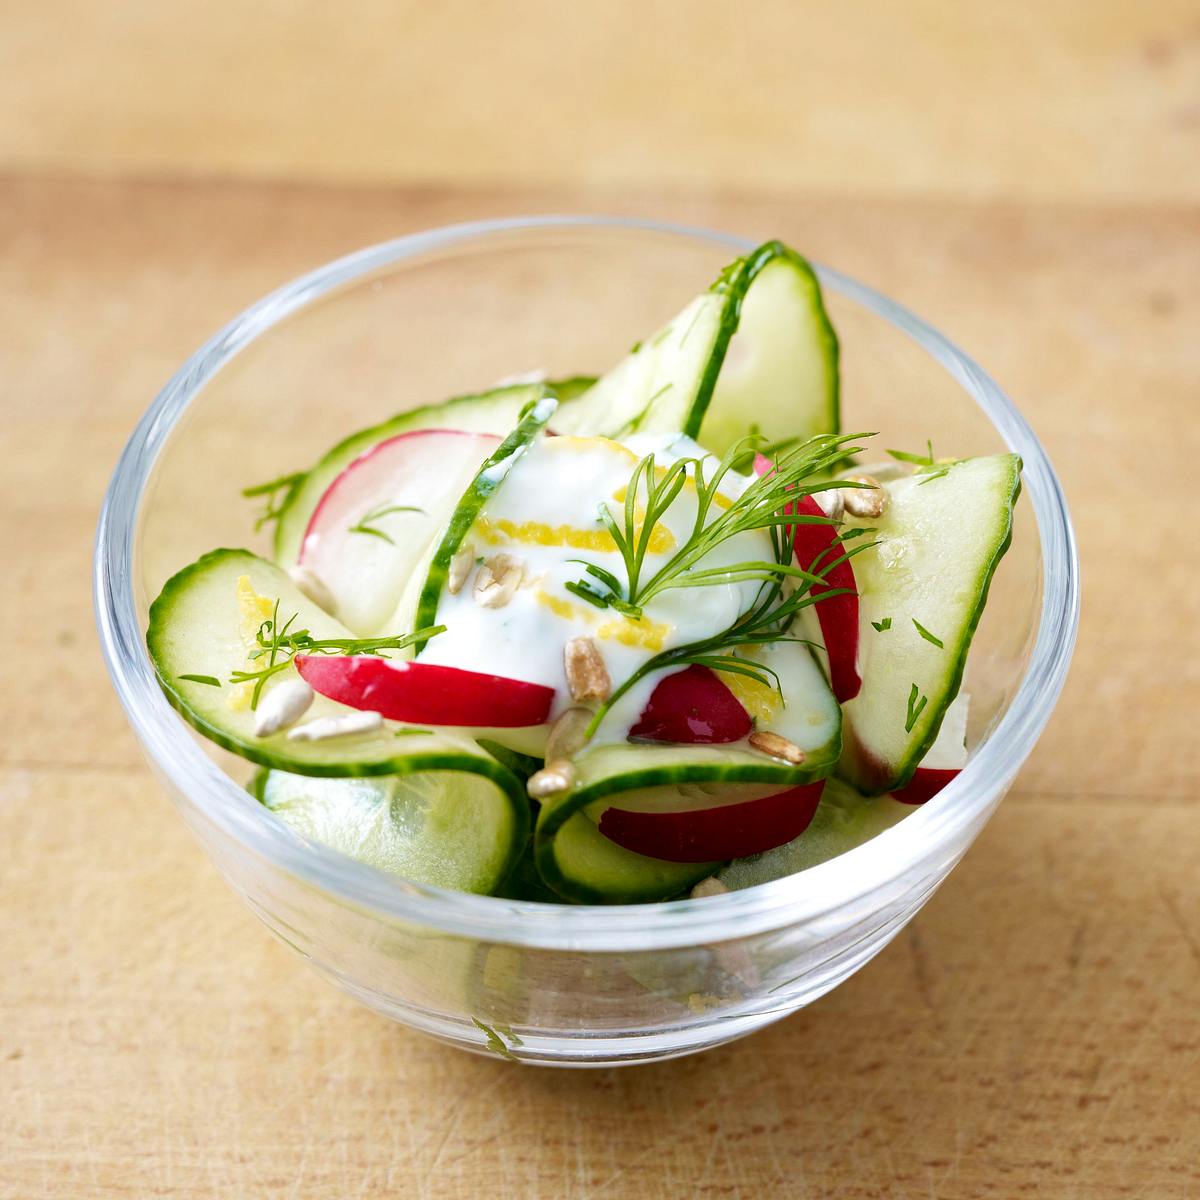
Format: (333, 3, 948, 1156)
(410, 391, 558, 651)
(145, 550, 527, 816)
(839, 455, 1022, 794)
(555, 241, 838, 453)
(686, 241, 839, 447)
(534, 737, 840, 904)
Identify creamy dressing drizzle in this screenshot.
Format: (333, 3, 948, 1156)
(415, 432, 770, 744)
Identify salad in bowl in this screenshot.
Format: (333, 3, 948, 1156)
(146, 239, 1020, 906)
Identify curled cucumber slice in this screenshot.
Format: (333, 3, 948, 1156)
(838, 454, 1021, 794)
(260, 768, 526, 895)
(535, 638, 842, 904)
(147, 548, 523, 797)
(410, 391, 558, 649)
(554, 241, 838, 454)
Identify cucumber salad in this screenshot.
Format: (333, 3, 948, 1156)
(148, 241, 1020, 904)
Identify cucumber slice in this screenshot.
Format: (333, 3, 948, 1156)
(274, 378, 591, 565)
(552, 242, 837, 453)
(260, 768, 524, 894)
(552, 294, 726, 438)
(541, 809, 712, 904)
(146, 548, 527, 816)
(701, 246, 839, 456)
(534, 740, 831, 905)
(410, 391, 557, 650)
(838, 455, 1022, 794)
(535, 639, 841, 903)
(716, 778, 911, 889)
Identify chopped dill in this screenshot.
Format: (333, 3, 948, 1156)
(887, 441, 935, 467)
(242, 471, 305, 533)
(228, 599, 443, 709)
(472, 1017, 519, 1061)
(564, 580, 610, 610)
(348, 503, 424, 545)
(905, 683, 929, 733)
(912, 619, 944, 648)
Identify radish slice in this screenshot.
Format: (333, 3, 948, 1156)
(889, 768, 959, 806)
(629, 664, 751, 744)
(295, 655, 555, 727)
(299, 429, 500, 635)
(754, 453, 861, 701)
(599, 780, 825, 862)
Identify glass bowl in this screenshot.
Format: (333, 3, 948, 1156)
(94, 217, 1078, 1066)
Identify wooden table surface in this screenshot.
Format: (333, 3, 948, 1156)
(2, 4, 1198, 1197)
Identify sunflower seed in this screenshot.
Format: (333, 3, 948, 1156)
(447, 543, 476, 595)
(474, 553, 525, 609)
(545, 706, 594, 762)
(812, 487, 845, 524)
(564, 636, 611, 702)
(841, 474, 886, 519)
(287, 710, 382, 742)
(747, 731, 807, 765)
(527, 759, 576, 799)
(253, 678, 314, 737)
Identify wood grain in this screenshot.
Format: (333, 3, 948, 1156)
(3, 761, 1198, 1198)
(1, 0, 1199, 203)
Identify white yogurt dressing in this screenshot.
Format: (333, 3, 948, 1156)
(415, 432, 770, 743)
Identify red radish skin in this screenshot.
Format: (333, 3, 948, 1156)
(629, 664, 751, 744)
(889, 767, 960, 806)
(301, 428, 498, 557)
(297, 429, 501, 634)
(754, 453, 861, 702)
(295, 655, 554, 727)
(599, 780, 826, 863)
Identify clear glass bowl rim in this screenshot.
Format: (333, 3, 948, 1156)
(94, 215, 1079, 952)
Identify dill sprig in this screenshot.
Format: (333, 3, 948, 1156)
(585, 532, 875, 740)
(729, 435, 802, 474)
(563, 579, 612, 610)
(573, 431, 871, 616)
(568, 431, 881, 740)
(887, 441, 936, 467)
(348, 503, 425, 545)
(227, 599, 444, 709)
(242, 471, 305, 533)
(917, 465, 951, 486)
(729, 429, 857, 476)
(584, 567, 849, 741)
(888, 442, 956, 485)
